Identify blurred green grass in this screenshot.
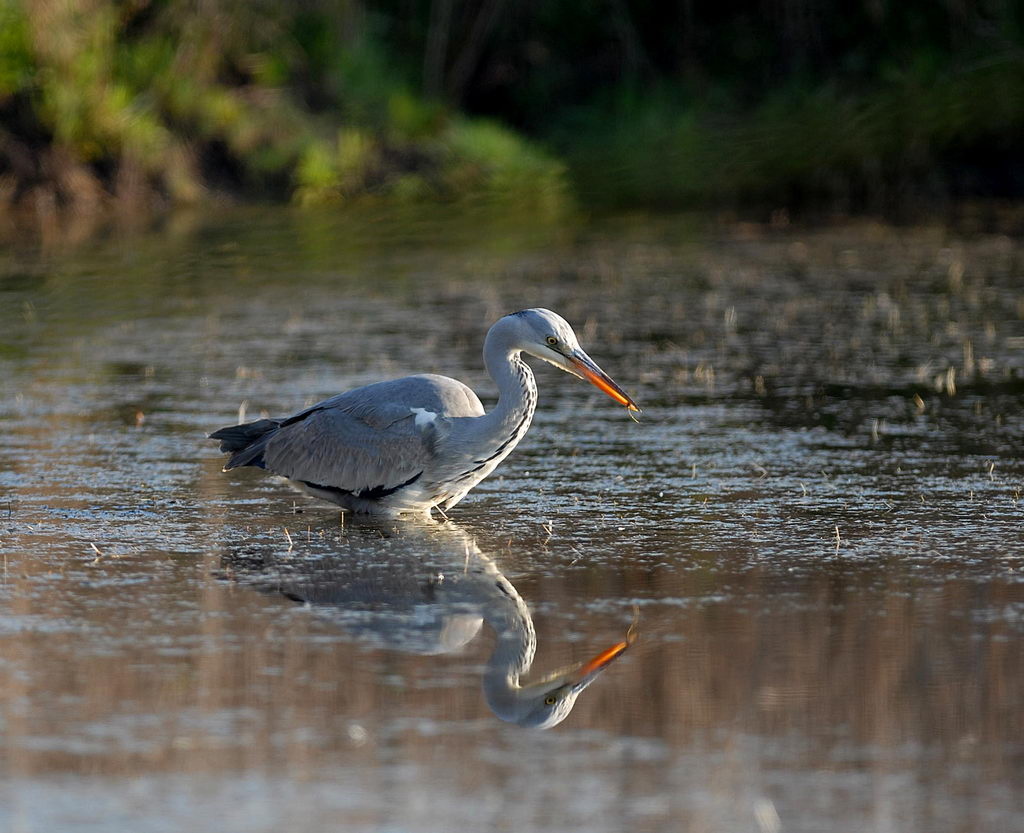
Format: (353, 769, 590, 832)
(0, 0, 567, 223)
(553, 58, 1024, 210)
(2, 0, 1023, 228)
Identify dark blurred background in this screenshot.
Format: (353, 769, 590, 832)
(2, 0, 1023, 224)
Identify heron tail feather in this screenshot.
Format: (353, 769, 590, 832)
(209, 418, 280, 469)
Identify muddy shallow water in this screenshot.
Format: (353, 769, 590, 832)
(0, 207, 1022, 832)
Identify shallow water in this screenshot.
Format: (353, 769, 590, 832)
(0, 207, 1022, 832)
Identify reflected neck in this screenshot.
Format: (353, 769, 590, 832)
(481, 572, 537, 716)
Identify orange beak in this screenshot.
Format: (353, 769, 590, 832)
(576, 640, 630, 679)
(568, 350, 641, 412)
(570, 609, 639, 690)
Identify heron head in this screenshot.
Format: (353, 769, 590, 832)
(488, 637, 631, 729)
(505, 308, 640, 412)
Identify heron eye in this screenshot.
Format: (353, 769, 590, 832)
(546, 336, 558, 347)
(544, 695, 558, 705)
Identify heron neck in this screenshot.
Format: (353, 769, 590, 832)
(476, 344, 538, 448)
(481, 572, 537, 716)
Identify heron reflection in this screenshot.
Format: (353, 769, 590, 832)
(227, 520, 634, 728)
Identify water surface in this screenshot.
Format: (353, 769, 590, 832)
(0, 208, 1022, 832)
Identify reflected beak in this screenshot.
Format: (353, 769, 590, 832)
(568, 349, 641, 412)
(568, 638, 631, 693)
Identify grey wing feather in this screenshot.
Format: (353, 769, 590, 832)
(262, 374, 474, 492)
(263, 407, 430, 492)
(301, 374, 484, 424)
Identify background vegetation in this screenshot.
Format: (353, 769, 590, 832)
(2, 0, 1023, 224)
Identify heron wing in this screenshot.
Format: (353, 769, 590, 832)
(261, 375, 477, 495)
(299, 374, 484, 423)
(263, 406, 430, 495)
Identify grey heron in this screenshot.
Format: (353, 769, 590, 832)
(211, 308, 639, 517)
(234, 519, 633, 728)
